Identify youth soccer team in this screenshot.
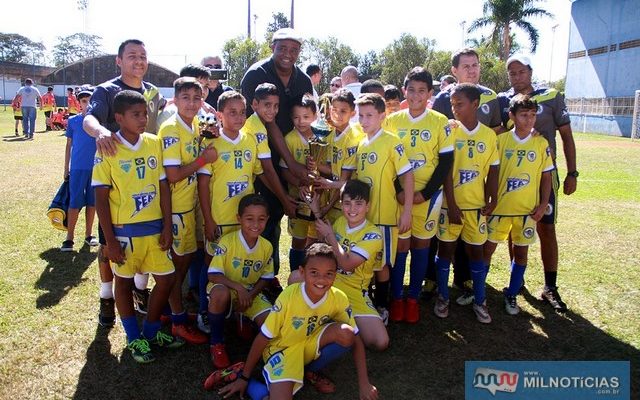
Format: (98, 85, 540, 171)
(63, 37, 557, 399)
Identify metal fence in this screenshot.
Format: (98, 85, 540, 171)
(566, 96, 635, 116)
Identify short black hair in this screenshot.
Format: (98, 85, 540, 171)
(113, 90, 146, 115)
(292, 93, 317, 115)
(306, 64, 321, 77)
(117, 39, 145, 58)
(440, 75, 457, 85)
(451, 48, 479, 68)
(254, 83, 279, 102)
(361, 79, 385, 95)
(331, 88, 355, 110)
(24, 78, 33, 85)
(179, 63, 211, 80)
(404, 67, 433, 91)
(509, 93, 538, 114)
(451, 83, 481, 104)
(341, 179, 370, 202)
(384, 85, 402, 101)
(238, 193, 269, 215)
(67, 87, 74, 93)
(47, 86, 53, 91)
(217, 90, 246, 112)
(302, 242, 337, 269)
(355, 93, 386, 114)
(173, 77, 203, 95)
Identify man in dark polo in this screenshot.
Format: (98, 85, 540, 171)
(241, 28, 312, 277)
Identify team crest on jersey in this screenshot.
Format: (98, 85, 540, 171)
(131, 184, 157, 217)
(256, 133, 267, 143)
(120, 159, 132, 172)
(527, 151, 536, 162)
(347, 146, 358, 157)
(292, 317, 304, 330)
(506, 176, 530, 192)
(220, 152, 231, 162)
(362, 232, 382, 241)
(163, 137, 179, 149)
(94, 156, 103, 165)
(479, 222, 487, 234)
(367, 152, 378, 164)
(319, 315, 331, 325)
(505, 149, 514, 160)
(425, 220, 435, 231)
(253, 260, 263, 272)
(226, 180, 249, 200)
(395, 144, 405, 157)
(477, 142, 486, 153)
(232, 257, 242, 269)
(147, 156, 157, 169)
(458, 169, 480, 186)
(456, 139, 465, 150)
(523, 227, 535, 238)
(480, 103, 490, 114)
(420, 130, 431, 141)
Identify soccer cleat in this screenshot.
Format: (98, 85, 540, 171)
(434, 295, 450, 318)
(203, 361, 245, 391)
(376, 307, 389, 326)
(172, 323, 208, 345)
(149, 330, 185, 349)
(132, 288, 150, 315)
(473, 301, 492, 324)
(210, 343, 231, 369)
(305, 371, 336, 394)
(405, 298, 420, 324)
(60, 240, 74, 252)
(421, 280, 437, 302)
(540, 286, 567, 312)
(389, 299, 405, 322)
(455, 281, 475, 306)
(98, 297, 115, 327)
(128, 338, 155, 364)
(504, 294, 520, 315)
(85, 236, 99, 246)
(197, 312, 210, 334)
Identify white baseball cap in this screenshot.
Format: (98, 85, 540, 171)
(271, 28, 303, 45)
(506, 54, 532, 69)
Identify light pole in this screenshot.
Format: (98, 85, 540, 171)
(549, 23, 559, 84)
(460, 20, 467, 47)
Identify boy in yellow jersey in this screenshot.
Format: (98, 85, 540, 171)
(158, 77, 217, 345)
(433, 83, 499, 324)
(42, 86, 56, 131)
(280, 94, 320, 272)
(355, 93, 414, 324)
(67, 87, 81, 116)
(12, 95, 22, 136)
(484, 94, 553, 315)
(207, 194, 274, 369)
(311, 179, 388, 351)
(312, 89, 364, 224)
(218, 243, 378, 400)
(92, 90, 184, 364)
(384, 67, 453, 324)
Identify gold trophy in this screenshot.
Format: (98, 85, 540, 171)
(296, 134, 329, 221)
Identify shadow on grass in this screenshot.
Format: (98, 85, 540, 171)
(2, 136, 29, 142)
(68, 285, 639, 399)
(36, 245, 97, 309)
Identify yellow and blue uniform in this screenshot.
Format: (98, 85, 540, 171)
(279, 129, 318, 240)
(488, 130, 554, 245)
(158, 114, 200, 255)
(355, 128, 411, 266)
(207, 230, 274, 320)
(198, 130, 264, 255)
(242, 113, 272, 161)
(332, 217, 383, 318)
(437, 122, 499, 245)
(91, 132, 173, 278)
(261, 283, 357, 394)
(385, 109, 453, 240)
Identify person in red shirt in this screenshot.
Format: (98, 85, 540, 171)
(67, 88, 81, 116)
(42, 86, 57, 131)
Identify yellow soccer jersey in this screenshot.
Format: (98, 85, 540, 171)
(242, 113, 272, 160)
(446, 122, 499, 210)
(332, 216, 383, 293)
(355, 129, 411, 226)
(279, 129, 313, 198)
(157, 114, 200, 213)
(493, 130, 554, 216)
(92, 132, 166, 225)
(385, 109, 454, 191)
(325, 125, 364, 181)
(208, 230, 274, 289)
(198, 130, 264, 226)
(261, 283, 357, 355)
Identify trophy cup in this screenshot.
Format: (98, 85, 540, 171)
(198, 112, 219, 139)
(296, 134, 329, 221)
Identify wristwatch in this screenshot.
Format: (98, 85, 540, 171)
(567, 171, 579, 178)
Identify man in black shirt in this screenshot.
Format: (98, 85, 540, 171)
(201, 55, 233, 109)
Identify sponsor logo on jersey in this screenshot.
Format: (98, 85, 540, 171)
(214, 244, 227, 256)
(232, 257, 241, 269)
(410, 158, 426, 170)
(505, 149, 514, 160)
(226, 180, 249, 200)
(362, 232, 382, 241)
(163, 136, 180, 149)
(147, 156, 157, 169)
(292, 317, 304, 330)
(444, 125, 452, 137)
(457, 169, 480, 186)
(395, 144, 405, 157)
(397, 129, 408, 139)
(506, 175, 530, 192)
(221, 152, 231, 162)
(94, 156, 103, 165)
(456, 139, 465, 150)
(120, 159, 132, 172)
(131, 184, 157, 217)
(480, 103, 490, 114)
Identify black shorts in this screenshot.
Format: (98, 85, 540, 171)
(44, 111, 52, 117)
(14, 116, 23, 120)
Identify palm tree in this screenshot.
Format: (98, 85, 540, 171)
(468, 0, 553, 61)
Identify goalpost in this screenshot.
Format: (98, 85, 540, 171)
(632, 90, 640, 140)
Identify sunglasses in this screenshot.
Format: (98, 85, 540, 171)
(205, 64, 222, 69)
(330, 84, 341, 87)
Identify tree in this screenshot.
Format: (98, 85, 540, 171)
(265, 12, 291, 42)
(0, 33, 45, 63)
(379, 33, 436, 88)
(52, 33, 103, 66)
(468, 0, 552, 60)
(299, 37, 359, 94)
(222, 37, 271, 89)
(424, 50, 453, 83)
(359, 51, 382, 81)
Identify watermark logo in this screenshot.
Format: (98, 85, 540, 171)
(473, 367, 519, 395)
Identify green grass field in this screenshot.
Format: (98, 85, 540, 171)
(0, 108, 638, 399)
